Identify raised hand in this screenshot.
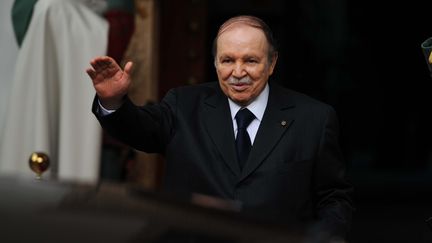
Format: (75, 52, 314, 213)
(86, 56, 133, 109)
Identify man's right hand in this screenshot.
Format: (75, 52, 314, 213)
(86, 56, 133, 110)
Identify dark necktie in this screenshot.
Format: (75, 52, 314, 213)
(235, 108, 255, 170)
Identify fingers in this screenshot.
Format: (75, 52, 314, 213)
(90, 56, 118, 73)
(86, 68, 97, 80)
(86, 56, 133, 85)
(124, 61, 134, 76)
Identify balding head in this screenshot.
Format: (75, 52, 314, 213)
(212, 15, 278, 62)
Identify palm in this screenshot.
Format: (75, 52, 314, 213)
(87, 56, 132, 108)
(92, 61, 127, 96)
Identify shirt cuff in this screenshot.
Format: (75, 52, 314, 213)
(98, 99, 116, 116)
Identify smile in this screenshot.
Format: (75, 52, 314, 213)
(231, 83, 250, 92)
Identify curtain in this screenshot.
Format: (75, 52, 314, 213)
(0, 0, 108, 183)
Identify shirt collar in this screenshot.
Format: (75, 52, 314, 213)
(228, 83, 269, 122)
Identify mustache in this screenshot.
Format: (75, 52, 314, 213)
(227, 76, 252, 85)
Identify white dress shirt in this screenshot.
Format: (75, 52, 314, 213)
(228, 83, 269, 144)
(98, 100, 116, 116)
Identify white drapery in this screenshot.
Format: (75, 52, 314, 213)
(0, 0, 19, 141)
(0, 0, 108, 183)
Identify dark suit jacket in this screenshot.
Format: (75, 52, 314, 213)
(93, 81, 353, 238)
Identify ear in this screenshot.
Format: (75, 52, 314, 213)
(268, 52, 278, 75)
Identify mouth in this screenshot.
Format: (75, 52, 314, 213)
(231, 83, 250, 92)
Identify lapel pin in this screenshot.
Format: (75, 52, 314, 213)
(281, 120, 287, 127)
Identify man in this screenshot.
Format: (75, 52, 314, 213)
(87, 15, 353, 240)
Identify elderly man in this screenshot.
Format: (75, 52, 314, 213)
(87, 15, 353, 241)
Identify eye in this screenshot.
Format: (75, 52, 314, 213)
(246, 59, 258, 64)
(221, 58, 233, 64)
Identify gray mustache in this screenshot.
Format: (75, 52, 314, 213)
(227, 76, 252, 85)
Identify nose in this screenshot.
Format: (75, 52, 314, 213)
(232, 62, 246, 78)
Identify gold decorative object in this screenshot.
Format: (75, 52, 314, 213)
(29, 152, 50, 180)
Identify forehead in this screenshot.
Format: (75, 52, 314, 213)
(216, 24, 268, 55)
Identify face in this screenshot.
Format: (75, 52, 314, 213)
(215, 24, 277, 106)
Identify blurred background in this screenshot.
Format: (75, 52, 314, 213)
(1, 0, 432, 242)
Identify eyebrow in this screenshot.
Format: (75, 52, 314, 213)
(243, 54, 260, 59)
(218, 53, 261, 59)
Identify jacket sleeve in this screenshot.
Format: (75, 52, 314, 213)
(91, 89, 177, 154)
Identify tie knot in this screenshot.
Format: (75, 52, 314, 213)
(235, 108, 255, 129)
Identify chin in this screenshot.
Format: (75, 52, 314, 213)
(231, 96, 252, 106)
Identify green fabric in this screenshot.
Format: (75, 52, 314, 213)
(107, 0, 134, 13)
(11, 0, 38, 47)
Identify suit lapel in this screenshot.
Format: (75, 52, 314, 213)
(202, 87, 241, 177)
(239, 83, 295, 182)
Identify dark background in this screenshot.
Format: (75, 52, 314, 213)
(201, 0, 432, 242)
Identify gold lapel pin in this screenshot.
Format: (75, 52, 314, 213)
(281, 120, 287, 127)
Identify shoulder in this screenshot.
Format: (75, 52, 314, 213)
(160, 82, 223, 109)
(270, 82, 334, 111)
(269, 82, 338, 128)
(270, 83, 340, 136)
